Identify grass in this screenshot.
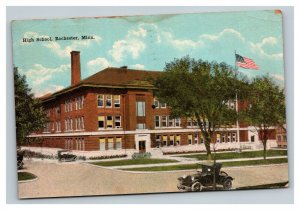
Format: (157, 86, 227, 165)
(122, 158, 288, 172)
(179, 150, 287, 160)
(89, 158, 178, 167)
(18, 172, 37, 181)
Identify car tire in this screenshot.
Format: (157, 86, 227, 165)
(223, 179, 232, 190)
(191, 182, 203, 192)
(17, 161, 23, 170)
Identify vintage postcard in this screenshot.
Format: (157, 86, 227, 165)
(12, 10, 288, 199)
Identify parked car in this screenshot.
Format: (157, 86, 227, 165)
(177, 162, 233, 192)
(17, 150, 24, 170)
(57, 150, 77, 162)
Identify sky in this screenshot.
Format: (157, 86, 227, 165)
(12, 10, 285, 97)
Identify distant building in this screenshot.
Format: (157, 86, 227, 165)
(276, 125, 287, 148)
(28, 51, 278, 156)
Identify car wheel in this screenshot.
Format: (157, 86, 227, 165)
(17, 161, 23, 170)
(191, 182, 203, 192)
(223, 179, 232, 190)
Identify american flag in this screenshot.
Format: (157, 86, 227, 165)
(235, 53, 259, 70)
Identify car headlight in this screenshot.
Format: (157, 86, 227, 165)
(191, 177, 195, 181)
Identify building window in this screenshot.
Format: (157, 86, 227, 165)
(187, 118, 192, 127)
(115, 116, 121, 128)
(70, 118, 73, 131)
(155, 116, 160, 127)
(55, 106, 60, 116)
(55, 122, 61, 132)
(200, 134, 204, 144)
(216, 134, 221, 143)
(136, 101, 145, 116)
(108, 138, 114, 150)
(176, 135, 181, 146)
(162, 116, 167, 127)
(99, 138, 106, 151)
(116, 137, 122, 150)
(222, 133, 226, 143)
(75, 96, 84, 110)
(175, 118, 181, 127)
(137, 123, 146, 129)
(162, 135, 167, 147)
(43, 122, 51, 133)
(98, 116, 105, 129)
(232, 133, 236, 142)
(251, 135, 255, 142)
(98, 95, 104, 107)
(160, 102, 166, 108)
(114, 95, 120, 108)
(106, 116, 113, 128)
(106, 95, 112, 108)
(81, 117, 85, 130)
(169, 135, 174, 146)
(168, 116, 174, 127)
(155, 135, 161, 148)
(188, 134, 193, 145)
(227, 133, 231, 143)
(154, 99, 159, 108)
(194, 134, 198, 144)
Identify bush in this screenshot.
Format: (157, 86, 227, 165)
(131, 152, 152, 159)
(22, 149, 58, 159)
(89, 154, 127, 160)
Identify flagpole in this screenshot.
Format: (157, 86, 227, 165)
(234, 50, 241, 151)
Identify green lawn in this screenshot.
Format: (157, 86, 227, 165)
(18, 172, 37, 181)
(90, 158, 178, 167)
(179, 150, 287, 160)
(122, 158, 288, 172)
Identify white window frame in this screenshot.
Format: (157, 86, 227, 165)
(161, 116, 167, 127)
(160, 102, 167, 108)
(136, 101, 146, 116)
(97, 95, 104, 108)
(106, 95, 112, 108)
(168, 116, 174, 127)
(175, 118, 181, 127)
(154, 99, 159, 108)
(106, 116, 113, 128)
(114, 95, 121, 108)
(155, 116, 160, 128)
(115, 116, 121, 128)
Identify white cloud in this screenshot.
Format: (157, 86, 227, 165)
(130, 64, 145, 69)
(44, 35, 102, 57)
(35, 85, 65, 98)
(270, 73, 284, 81)
(162, 32, 204, 50)
(109, 27, 147, 62)
(199, 28, 245, 42)
(250, 37, 283, 60)
(24, 63, 70, 86)
(87, 57, 110, 71)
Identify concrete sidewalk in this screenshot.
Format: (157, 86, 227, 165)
(106, 155, 288, 169)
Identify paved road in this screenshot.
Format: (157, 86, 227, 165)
(18, 159, 289, 199)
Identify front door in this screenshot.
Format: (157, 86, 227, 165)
(139, 141, 146, 153)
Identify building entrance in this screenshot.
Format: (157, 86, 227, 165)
(138, 141, 146, 153)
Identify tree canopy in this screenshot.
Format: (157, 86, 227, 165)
(14, 67, 48, 146)
(243, 75, 286, 159)
(153, 56, 248, 159)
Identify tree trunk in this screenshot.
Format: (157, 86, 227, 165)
(263, 139, 267, 160)
(204, 138, 212, 160)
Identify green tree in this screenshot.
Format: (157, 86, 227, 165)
(153, 57, 247, 160)
(14, 67, 48, 146)
(244, 76, 286, 159)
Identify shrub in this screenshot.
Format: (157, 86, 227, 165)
(89, 154, 127, 160)
(131, 152, 152, 159)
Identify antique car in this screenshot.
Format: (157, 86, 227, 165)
(177, 162, 233, 192)
(57, 150, 77, 162)
(17, 151, 24, 170)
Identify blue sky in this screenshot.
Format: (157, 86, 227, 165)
(12, 10, 285, 97)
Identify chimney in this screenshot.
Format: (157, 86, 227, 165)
(70, 51, 81, 86)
